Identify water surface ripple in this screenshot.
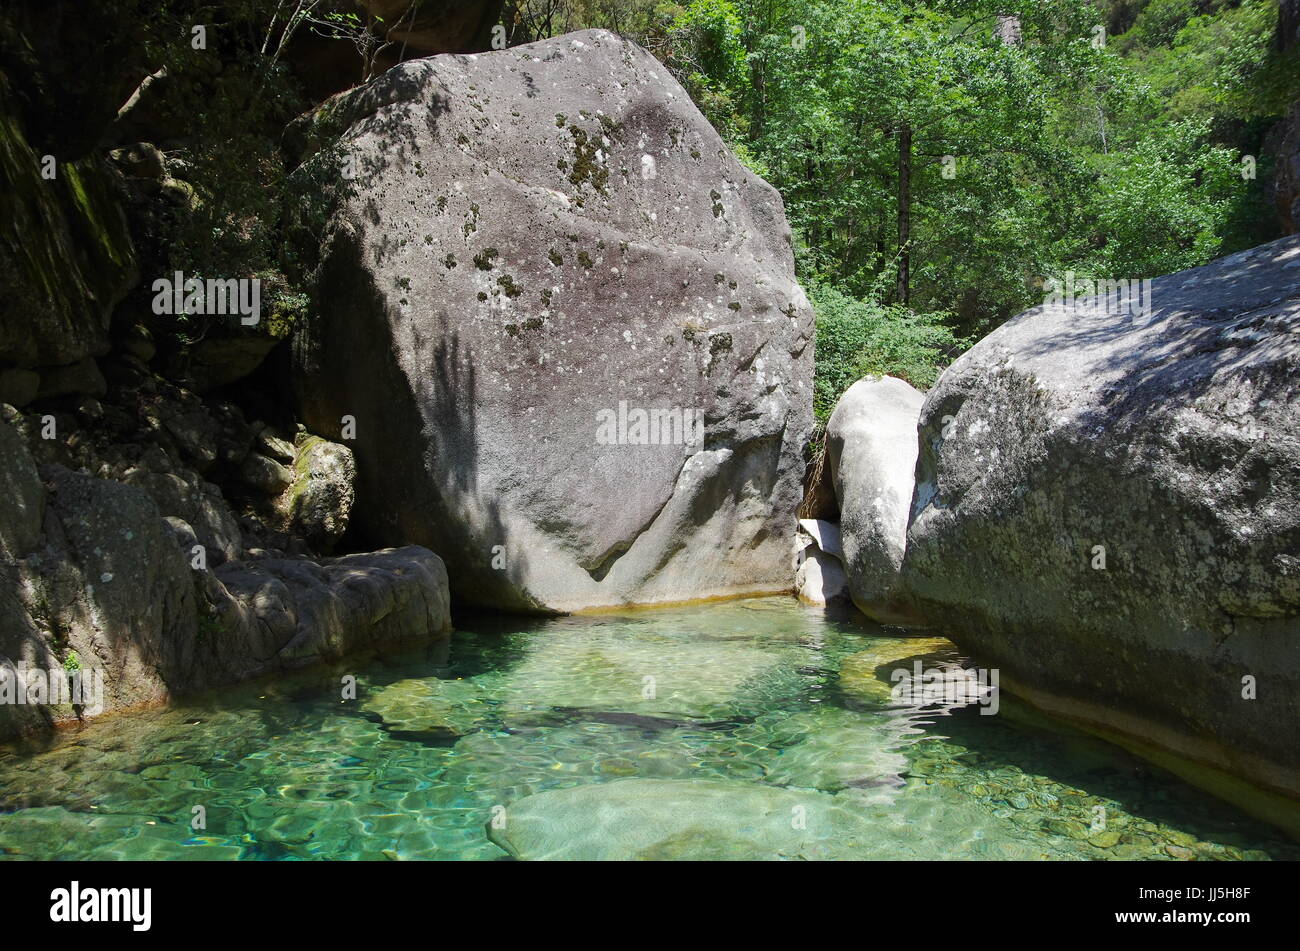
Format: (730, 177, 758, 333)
(0, 598, 1293, 860)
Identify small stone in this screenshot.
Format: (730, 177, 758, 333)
(76, 398, 104, 421)
(1165, 844, 1195, 861)
(120, 325, 156, 363)
(110, 142, 166, 179)
(256, 428, 297, 462)
(282, 436, 356, 549)
(239, 452, 293, 495)
(1088, 830, 1121, 849)
(1046, 818, 1089, 840)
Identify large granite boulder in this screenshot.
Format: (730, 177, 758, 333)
(294, 29, 813, 612)
(900, 235, 1300, 813)
(826, 376, 925, 624)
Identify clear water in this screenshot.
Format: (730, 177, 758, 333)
(0, 597, 1294, 860)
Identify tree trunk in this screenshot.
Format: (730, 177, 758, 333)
(995, 14, 1022, 46)
(897, 122, 911, 306)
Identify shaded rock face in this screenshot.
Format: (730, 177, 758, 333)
(123, 464, 243, 565)
(0, 74, 137, 370)
(0, 419, 451, 740)
(826, 376, 925, 625)
(1, 459, 200, 738)
(359, 0, 504, 54)
(0, 0, 151, 159)
(0, 419, 42, 557)
(295, 30, 814, 612)
(1265, 99, 1300, 235)
(797, 437, 839, 520)
(1280, 0, 1300, 51)
(900, 235, 1300, 802)
(286, 0, 506, 102)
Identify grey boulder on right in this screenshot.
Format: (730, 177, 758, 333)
(900, 235, 1300, 820)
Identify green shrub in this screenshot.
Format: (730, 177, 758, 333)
(811, 282, 966, 421)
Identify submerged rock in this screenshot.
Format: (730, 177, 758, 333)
(826, 376, 925, 624)
(756, 706, 912, 793)
(837, 636, 961, 705)
(487, 778, 876, 860)
(293, 29, 813, 612)
(362, 676, 487, 736)
(493, 630, 785, 720)
(901, 235, 1300, 810)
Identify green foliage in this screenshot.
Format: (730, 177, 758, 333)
(648, 0, 1295, 414)
(1126, 0, 1298, 122)
(92, 2, 324, 345)
(158, 52, 303, 289)
(811, 282, 965, 420)
(1079, 119, 1241, 276)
